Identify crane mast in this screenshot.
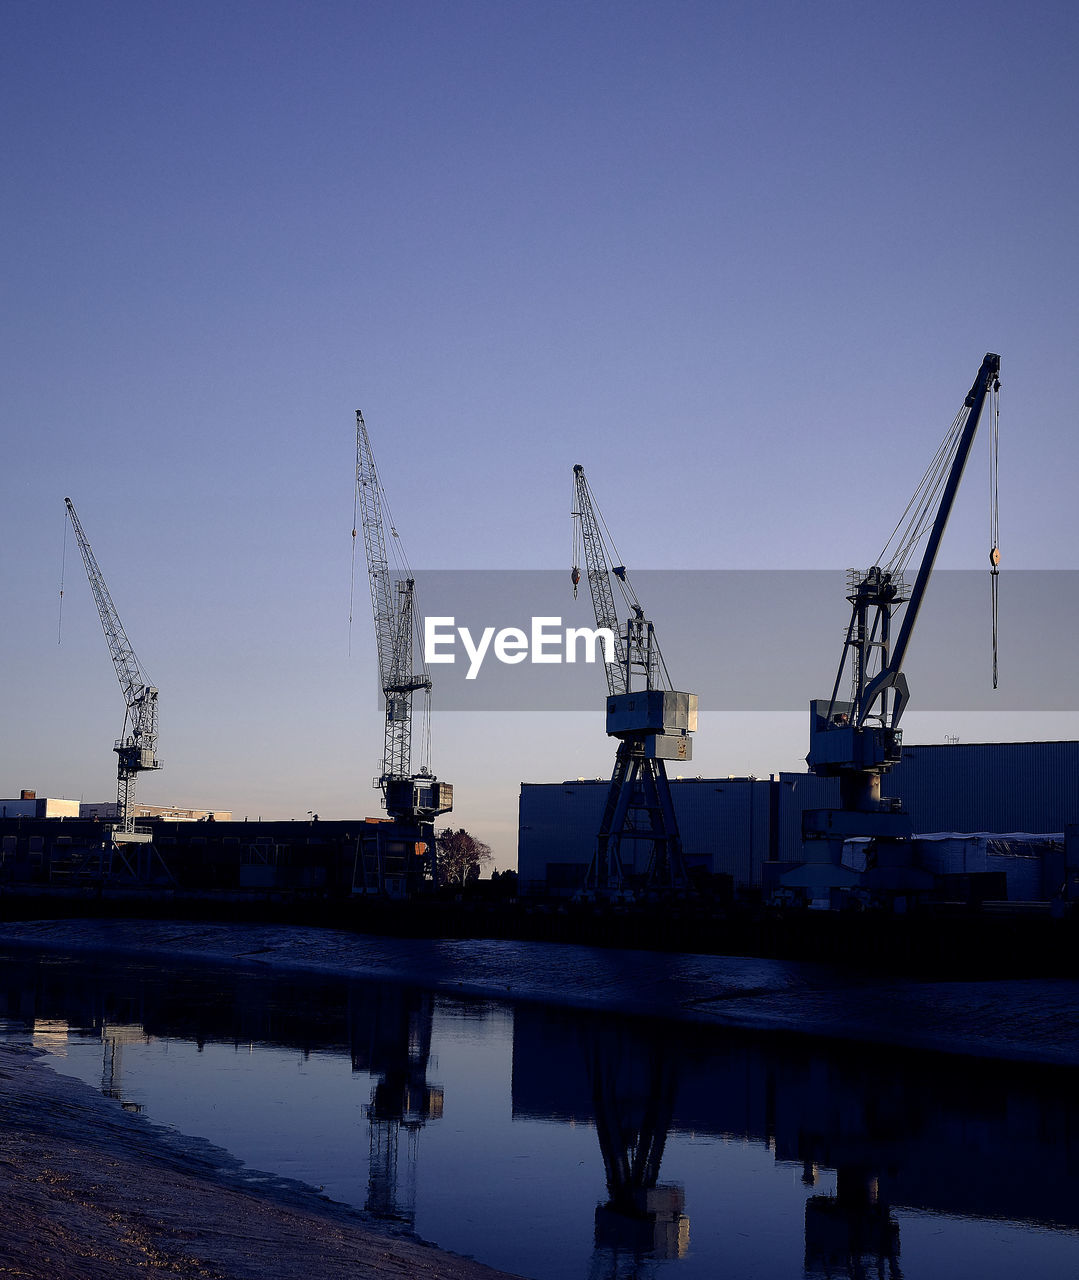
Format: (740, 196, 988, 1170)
(571, 465, 695, 893)
(354, 412, 451, 892)
(791, 353, 1002, 902)
(64, 497, 160, 836)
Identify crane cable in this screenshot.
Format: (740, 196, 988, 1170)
(879, 406, 966, 580)
(989, 377, 1001, 688)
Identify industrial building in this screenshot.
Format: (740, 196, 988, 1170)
(0, 792, 231, 823)
(0, 815, 421, 895)
(518, 739, 1079, 901)
(79, 801, 233, 823)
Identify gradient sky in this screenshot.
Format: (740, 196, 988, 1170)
(3, 1, 1077, 869)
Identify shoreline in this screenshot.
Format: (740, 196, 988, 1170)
(0, 1038, 523, 1280)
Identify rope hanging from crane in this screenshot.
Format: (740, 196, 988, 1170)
(58, 506, 69, 645)
(989, 374, 1001, 688)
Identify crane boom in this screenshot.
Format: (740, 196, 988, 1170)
(64, 497, 160, 832)
(856, 351, 1001, 727)
(810, 352, 1001, 774)
(572, 465, 628, 696)
(353, 412, 451, 854)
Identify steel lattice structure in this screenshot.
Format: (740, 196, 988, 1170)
(571, 465, 693, 894)
(64, 497, 160, 833)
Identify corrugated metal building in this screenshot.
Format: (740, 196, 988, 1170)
(883, 740, 1079, 834)
(518, 740, 1079, 896)
(519, 776, 775, 893)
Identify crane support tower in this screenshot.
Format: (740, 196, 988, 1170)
(354, 411, 452, 895)
(572, 465, 696, 894)
(786, 353, 1002, 904)
(64, 497, 162, 860)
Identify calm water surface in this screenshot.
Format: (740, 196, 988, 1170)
(2, 948, 1077, 1280)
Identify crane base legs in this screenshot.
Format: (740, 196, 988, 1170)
(585, 742, 691, 895)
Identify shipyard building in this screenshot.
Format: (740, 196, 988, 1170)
(518, 740, 1079, 901)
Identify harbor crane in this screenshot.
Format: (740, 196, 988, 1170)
(571, 465, 696, 893)
(789, 352, 1002, 901)
(353, 411, 452, 894)
(64, 497, 160, 845)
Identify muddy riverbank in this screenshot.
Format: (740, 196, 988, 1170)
(0, 1036, 521, 1280)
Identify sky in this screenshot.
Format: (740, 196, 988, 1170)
(3, 0, 1078, 871)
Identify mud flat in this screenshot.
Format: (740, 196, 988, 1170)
(0, 1040, 521, 1280)
(2, 916, 1079, 1065)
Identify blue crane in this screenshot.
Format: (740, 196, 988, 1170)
(790, 353, 1002, 900)
(572, 464, 696, 893)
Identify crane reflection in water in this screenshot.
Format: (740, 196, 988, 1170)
(586, 1021, 689, 1279)
(348, 982, 443, 1224)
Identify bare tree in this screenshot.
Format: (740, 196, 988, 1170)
(435, 828, 493, 887)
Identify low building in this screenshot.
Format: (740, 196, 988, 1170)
(79, 801, 233, 822)
(0, 790, 80, 819)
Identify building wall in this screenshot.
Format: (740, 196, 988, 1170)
(518, 776, 775, 893)
(884, 740, 1079, 834)
(0, 797, 80, 819)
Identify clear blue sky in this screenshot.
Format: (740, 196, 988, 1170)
(3, 1, 1077, 869)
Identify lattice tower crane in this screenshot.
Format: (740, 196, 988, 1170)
(64, 497, 160, 838)
(791, 353, 1001, 897)
(571, 465, 696, 893)
(353, 413, 452, 891)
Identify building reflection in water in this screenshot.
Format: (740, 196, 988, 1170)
(512, 1002, 1079, 1280)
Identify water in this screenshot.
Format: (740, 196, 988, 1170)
(2, 945, 1079, 1280)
